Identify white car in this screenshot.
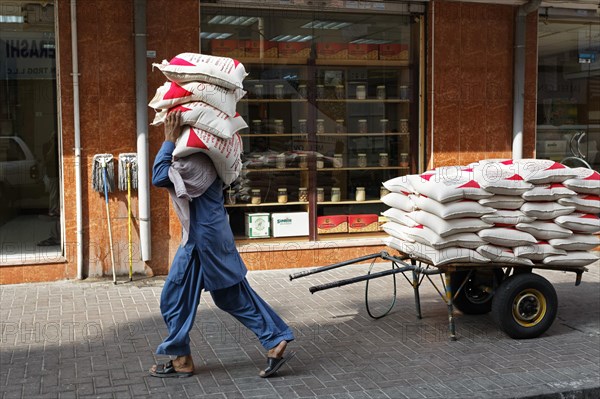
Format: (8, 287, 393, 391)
(0, 136, 44, 210)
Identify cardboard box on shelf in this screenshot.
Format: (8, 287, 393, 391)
(245, 213, 270, 238)
(317, 215, 348, 234)
(379, 44, 409, 60)
(347, 44, 379, 60)
(278, 42, 311, 58)
(316, 43, 348, 59)
(210, 39, 245, 58)
(348, 214, 379, 233)
(271, 212, 309, 237)
(245, 40, 278, 58)
(378, 216, 388, 231)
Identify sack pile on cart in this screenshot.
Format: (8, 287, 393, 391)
(381, 159, 600, 267)
(149, 52, 248, 185)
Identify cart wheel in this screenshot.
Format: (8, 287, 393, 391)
(491, 273, 557, 339)
(450, 269, 503, 315)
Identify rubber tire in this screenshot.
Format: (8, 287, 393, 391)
(450, 269, 503, 315)
(491, 273, 558, 339)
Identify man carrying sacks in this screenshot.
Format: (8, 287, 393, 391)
(148, 53, 295, 378)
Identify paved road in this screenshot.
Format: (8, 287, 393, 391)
(1, 260, 599, 398)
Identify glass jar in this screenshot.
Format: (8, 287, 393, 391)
(317, 84, 325, 98)
(333, 153, 343, 168)
(276, 153, 286, 169)
(274, 119, 284, 134)
(400, 119, 409, 133)
(376, 85, 386, 100)
(357, 153, 367, 168)
(379, 119, 389, 133)
(277, 188, 288, 204)
(317, 187, 325, 202)
(251, 189, 261, 205)
(225, 189, 236, 205)
(298, 119, 307, 134)
(380, 186, 390, 199)
(355, 187, 366, 202)
(356, 85, 366, 99)
(335, 119, 345, 134)
(400, 153, 409, 167)
(399, 85, 409, 99)
(331, 187, 341, 202)
(298, 84, 307, 98)
(298, 187, 308, 202)
(358, 119, 368, 134)
(379, 152, 389, 167)
(274, 84, 284, 99)
(252, 119, 262, 134)
(316, 119, 325, 134)
(335, 85, 345, 99)
(299, 154, 308, 168)
(254, 84, 264, 98)
(316, 155, 324, 169)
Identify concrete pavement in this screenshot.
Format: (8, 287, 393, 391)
(1, 260, 599, 398)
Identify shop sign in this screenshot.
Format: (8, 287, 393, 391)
(0, 32, 56, 80)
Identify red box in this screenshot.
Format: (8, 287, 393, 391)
(278, 42, 311, 58)
(347, 44, 378, 60)
(316, 43, 348, 59)
(245, 40, 278, 58)
(379, 44, 409, 60)
(348, 214, 379, 233)
(317, 215, 348, 234)
(210, 40, 245, 58)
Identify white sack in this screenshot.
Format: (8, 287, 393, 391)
(543, 251, 599, 267)
(481, 210, 535, 226)
(153, 53, 248, 90)
(478, 227, 537, 247)
(520, 202, 575, 220)
(173, 127, 243, 185)
(408, 210, 492, 237)
(513, 242, 567, 261)
(152, 102, 247, 140)
(558, 195, 600, 214)
(478, 195, 525, 210)
(515, 221, 573, 240)
(411, 195, 495, 219)
(476, 245, 534, 265)
(381, 192, 415, 212)
(562, 168, 600, 194)
(381, 208, 419, 227)
(548, 234, 600, 251)
(554, 213, 600, 234)
(521, 184, 577, 202)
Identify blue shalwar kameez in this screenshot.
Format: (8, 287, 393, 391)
(152, 141, 294, 356)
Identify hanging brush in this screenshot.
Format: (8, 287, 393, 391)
(118, 153, 138, 282)
(91, 154, 117, 284)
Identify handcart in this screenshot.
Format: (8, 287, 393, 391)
(289, 251, 588, 340)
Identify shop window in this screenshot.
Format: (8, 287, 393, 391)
(537, 10, 600, 171)
(200, 2, 423, 242)
(0, 0, 60, 262)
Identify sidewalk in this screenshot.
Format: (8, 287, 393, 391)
(1, 260, 599, 399)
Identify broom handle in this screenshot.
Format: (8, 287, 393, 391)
(103, 166, 117, 284)
(127, 163, 132, 281)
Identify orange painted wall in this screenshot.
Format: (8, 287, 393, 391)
(426, 0, 537, 168)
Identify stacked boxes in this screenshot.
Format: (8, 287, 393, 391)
(245, 213, 270, 239)
(317, 215, 348, 234)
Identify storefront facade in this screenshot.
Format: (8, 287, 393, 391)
(0, 0, 597, 283)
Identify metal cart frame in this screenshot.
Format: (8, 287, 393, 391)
(289, 251, 588, 340)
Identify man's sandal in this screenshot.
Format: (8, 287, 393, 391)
(149, 360, 193, 378)
(259, 351, 296, 378)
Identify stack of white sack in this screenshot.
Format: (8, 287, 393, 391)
(149, 53, 248, 185)
(380, 159, 600, 267)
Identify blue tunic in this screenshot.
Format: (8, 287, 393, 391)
(151, 141, 247, 291)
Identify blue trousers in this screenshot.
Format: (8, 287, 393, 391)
(156, 251, 295, 356)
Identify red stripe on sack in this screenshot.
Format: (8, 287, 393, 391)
(549, 183, 565, 189)
(547, 162, 566, 170)
(580, 214, 599, 220)
(234, 112, 241, 117)
(169, 57, 195, 66)
(186, 128, 209, 150)
(233, 59, 240, 68)
(421, 174, 434, 181)
(414, 225, 425, 229)
(506, 174, 524, 181)
(500, 160, 514, 165)
(459, 180, 481, 188)
(163, 82, 193, 100)
(537, 241, 549, 245)
(582, 195, 600, 201)
(584, 171, 600, 180)
(168, 105, 191, 113)
(494, 223, 512, 227)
